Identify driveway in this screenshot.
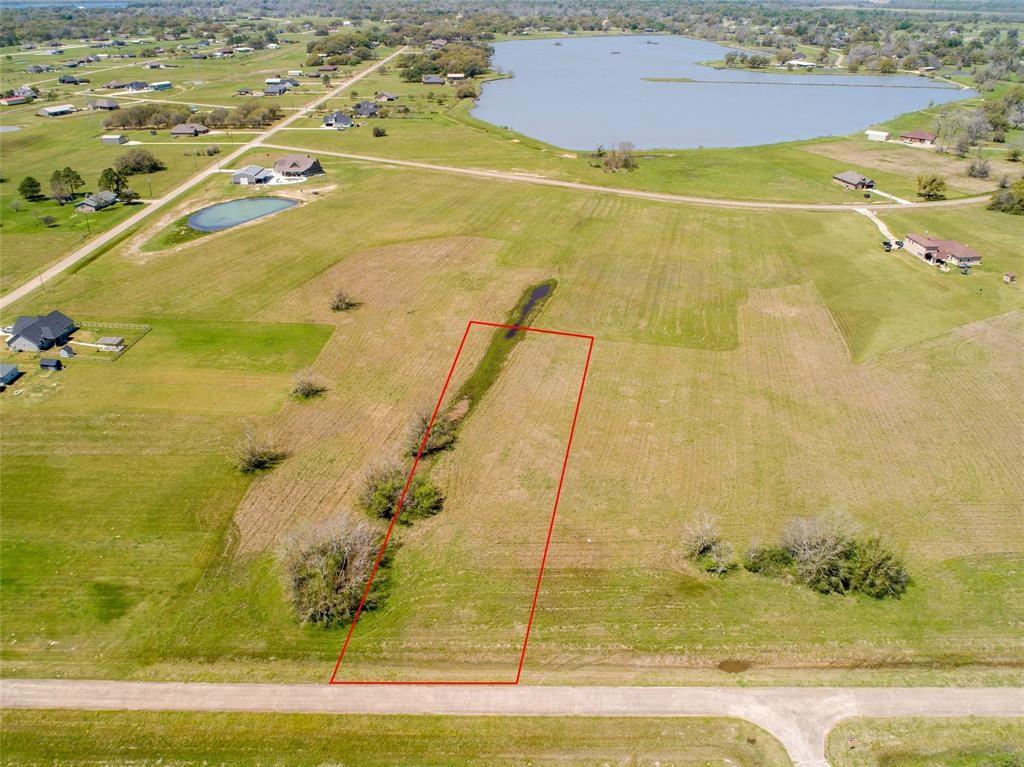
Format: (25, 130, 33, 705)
(3, 679, 1022, 766)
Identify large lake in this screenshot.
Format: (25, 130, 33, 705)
(472, 35, 973, 150)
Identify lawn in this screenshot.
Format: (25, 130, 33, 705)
(828, 718, 1024, 766)
(269, 66, 1009, 205)
(0, 320, 332, 677)
(0, 105, 221, 293)
(0, 710, 791, 766)
(0, 157, 1021, 685)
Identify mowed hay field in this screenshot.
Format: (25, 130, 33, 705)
(1, 156, 1022, 684)
(0, 710, 791, 767)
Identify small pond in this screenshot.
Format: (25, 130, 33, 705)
(187, 197, 298, 232)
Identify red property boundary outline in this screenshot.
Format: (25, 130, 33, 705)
(328, 319, 595, 685)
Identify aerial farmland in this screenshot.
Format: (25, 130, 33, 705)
(1, 2, 1022, 765)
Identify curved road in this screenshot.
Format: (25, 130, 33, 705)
(261, 142, 992, 212)
(2, 679, 1022, 766)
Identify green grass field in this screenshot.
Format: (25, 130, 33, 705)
(1, 153, 1020, 684)
(0, 710, 791, 766)
(828, 718, 1024, 767)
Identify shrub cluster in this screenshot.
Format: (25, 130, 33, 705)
(358, 463, 444, 523)
(406, 409, 457, 457)
(683, 513, 909, 599)
(233, 427, 285, 473)
(284, 518, 380, 626)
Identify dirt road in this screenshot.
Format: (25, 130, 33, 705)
(0, 47, 406, 313)
(2, 679, 1021, 766)
(261, 142, 993, 212)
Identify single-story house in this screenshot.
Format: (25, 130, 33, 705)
(25, 64, 50, 74)
(446, 72, 466, 83)
(59, 344, 76, 358)
(104, 80, 127, 89)
(265, 77, 282, 85)
(89, 98, 120, 110)
(833, 170, 875, 190)
(353, 100, 378, 117)
(900, 130, 937, 146)
(125, 81, 149, 92)
(40, 358, 62, 371)
(6, 311, 76, 352)
(37, 103, 75, 117)
(0, 363, 21, 386)
(14, 85, 37, 99)
(318, 65, 338, 72)
(75, 190, 118, 213)
(323, 110, 352, 128)
(785, 59, 816, 69)
(0, 96, 29, 106)
(100, 133, 127, 145)
(58, 74, 81, 84)
(905, 233, 982, 267)
(865, 129, 890, 142)
(170, 122, 210, 137)
(151, 80, 172, 91)
(231, 164, 274, 184)
(142, 61, 163, 69)
(234, 46, 255, 53)
(375, 91, 398, 102)
(264, 83, 289, 96)
(421, 74, 444, 85)
(273, 153, 323, 177)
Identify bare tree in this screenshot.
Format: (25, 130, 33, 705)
(682, 512, 720, 559)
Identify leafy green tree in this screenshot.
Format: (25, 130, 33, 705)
(97, 167, 126, 195)
(61, 167, 85, 196)
(115, 148, 165, 176)
(358, 464, 444, 522)
(49, 169, 72, 204)
(878, 57, 898, 74)
(17, 176, 41, 201)
(916, 174, 947, 200)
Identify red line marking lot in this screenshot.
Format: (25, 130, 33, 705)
(329, 320, 594, 685)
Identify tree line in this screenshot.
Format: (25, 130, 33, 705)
(103, 100, 284, 131)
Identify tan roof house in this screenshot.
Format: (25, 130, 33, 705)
(833, 170, 875, 190)
(905, 233, 982, 266)
(272, 153, 323, 177)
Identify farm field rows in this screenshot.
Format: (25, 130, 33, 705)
(1, 156, 1021, 685)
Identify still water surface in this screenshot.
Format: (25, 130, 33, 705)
(473, 35, 972, 149)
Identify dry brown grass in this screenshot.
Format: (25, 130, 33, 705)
(233, 236, 547, 555)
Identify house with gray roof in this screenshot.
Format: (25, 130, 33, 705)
(353, 100, 378, 118)
(6, 311, 76, 352)
(323, 111, 353, 129)
(231, 165, 274, 185)
(0, 363, 21, 386)
(75, 190, 118, 213)
(421, 74, 444, 85)
(89, 97, 120, 110)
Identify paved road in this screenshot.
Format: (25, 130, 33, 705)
(261, 142, 993, 213)
(2, 679, 1021, 766)
(0, 48, 406, 313)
